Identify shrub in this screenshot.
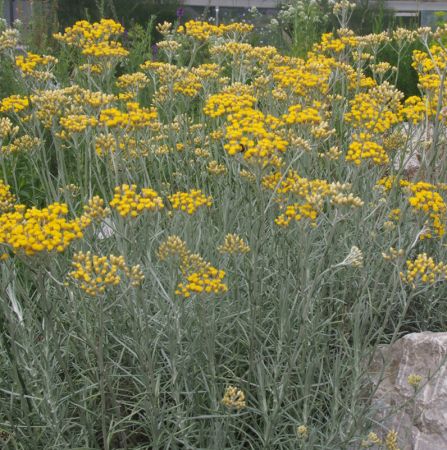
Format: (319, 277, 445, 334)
(0, 7, 447, 449)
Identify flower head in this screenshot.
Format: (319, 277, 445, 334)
(222, 386, 246, 410)
(341, 246, 364, 268)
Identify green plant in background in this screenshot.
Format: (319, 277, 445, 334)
(125, 17, 156, 73)
(346, 0, 396, 35)
(57, 0, 178, 29)
(378, 39, 422, 98)
(26, 0, 59, 51)
(372, 0, 388, 34)
(0, 16, 22, 100)
(55, 0, 177, 76)
(245, 6, 285, 50)
(277, 0, 331, 56)
(434, 10, 447, 28)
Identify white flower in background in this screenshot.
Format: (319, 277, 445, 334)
(248, 6, 261, 17)
(341, 246, 364, 268)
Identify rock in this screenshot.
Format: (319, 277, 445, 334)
(369, 332, 447, 450)
(95, 217, 115, 240)
(393, 122, 427, 177)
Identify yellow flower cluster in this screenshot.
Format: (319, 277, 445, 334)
(168, 189, 212, 214)
(344, 83, 402, 165)
(2, 135, 41, 154)
(192, 63, 221, 80)
(314, 31, 359, 54)
(400, 253, 447, 286)
(361, 432, 382, 447)
(171, 64, 221, 98)
(82, 41, 129, 58)
(99, 102, 158, 128)
(141, 62, 221, 100)
(0, 94, 29, 113)
(211, 41, 277, 65)
(283, 104, 322, 125)
(177, 20, 222, 40)
(140, 61, 185, 84)
(156, 21, 173, 36)
(361, 428, 401, 449)
(0, 180, 16, 213)
(110, 184, 164, 218)
(346, 137, 389, 165)
(296, 425, 309, 439)
(95, 133, 151, 158)
(222, 22, 254, 35)
(177, 20, 253, 41)
(388, 208, 401, 223)
(382, 247, 405, 261)
(385, 430, 400, 450)
(54, 19, 125, 46)
(207, 160, 227, 176)
(54, 19, 128, 59)
(263, 170, 364, 227)
(269, 53, 334, 97)
(25, 86, 113, 128)
(407, 373, 423, 387)
(224, 107, 288, 167)
(60, 114, 98, 133)
(157, 235, 189, 263)
(176, 266, 227, 297)
(378, 177, 446, 238)
(345, 86, 402, 133)
(158, 236, 227, 298)
(275, 202, 319, 226)
(173, 72, 202, 97)
(70, 251, 144, 296)
(78, 63, 103, 74)
(221, 386, 246, 410)
(401, 96, 432, 123)
(407, 182, 446, 238)
(370, 61, 395, 76)
(217, 234, 250, 255)
(412, 45, 446, 92)
(157, 40, 181, 54)
(376, 176, 397, 191)
(15, 52, 58, 78)
(335, 61, 376, 90)
(0, 117, 18, 140)
(0, 203, 86, 256)
(213, 40, 251, 58)
(77, 89, 115, 108)
(204, 92, 256, 118)
(82, 196, 110, 224)
(0, 27, 20, 51)
(116, 72, 149, 91)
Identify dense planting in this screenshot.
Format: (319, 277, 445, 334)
(1, 6, 447, 449)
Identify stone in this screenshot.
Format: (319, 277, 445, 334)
(369, 332, 447, 450)
(393, 122, 427, 177)
(95, 217, 115, 240)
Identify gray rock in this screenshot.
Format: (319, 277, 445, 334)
(370, 332, 447, 450)
(95, 217, 115, 240)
